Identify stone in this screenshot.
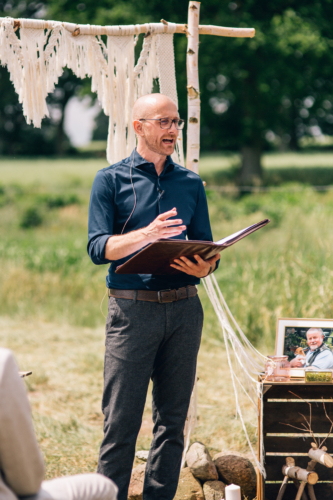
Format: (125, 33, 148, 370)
(128, 463, 146, 500)
(203, 480, 226, 500)
(174, 467, 204, 500)
(213, 454, 257, 500)
(186, 442, 218, 481)
(135, 450, 149, 462)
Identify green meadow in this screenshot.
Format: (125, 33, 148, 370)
(1, 152, 333, 477)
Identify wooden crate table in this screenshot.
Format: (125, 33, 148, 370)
(258, 379, 333, 500)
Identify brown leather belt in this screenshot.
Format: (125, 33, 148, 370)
(108, 286, 197, 304)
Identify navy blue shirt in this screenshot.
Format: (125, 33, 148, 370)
(87, 150, 216, 290)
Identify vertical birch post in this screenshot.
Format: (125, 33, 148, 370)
(186, 1, 201, 173)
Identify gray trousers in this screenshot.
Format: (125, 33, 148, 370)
(97, 294, 203, 500)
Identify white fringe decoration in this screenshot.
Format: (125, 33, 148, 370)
(202, 273, 268, 477)
(0, 17, 184, 165)
(156, 33, 184, 167)
(0, 20, 66, 127)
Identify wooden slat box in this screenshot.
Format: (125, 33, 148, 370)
(258, 380, 333, 500)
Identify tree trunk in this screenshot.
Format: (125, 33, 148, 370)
(186, 1, 201, 173)
(239, 146, 263, 186)
(55, 114, 67, 156)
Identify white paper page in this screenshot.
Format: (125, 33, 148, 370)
(214, 225, 254, 245)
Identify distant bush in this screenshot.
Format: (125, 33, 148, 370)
(0, 185, 6, 208)
(20, 206, 43, 229)
(38, 193, 80, 208)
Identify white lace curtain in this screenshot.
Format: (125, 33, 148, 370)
(0, 18, 184, 166)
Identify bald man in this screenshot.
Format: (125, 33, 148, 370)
(88, 93, 220, 500)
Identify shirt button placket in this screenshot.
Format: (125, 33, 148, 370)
(157, 180, 162, 215)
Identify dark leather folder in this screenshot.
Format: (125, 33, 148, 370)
(115, 218, 270, 275)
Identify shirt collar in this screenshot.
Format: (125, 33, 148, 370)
(130, 149, 175, 175)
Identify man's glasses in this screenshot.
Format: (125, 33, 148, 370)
(139, 118, 185, 130)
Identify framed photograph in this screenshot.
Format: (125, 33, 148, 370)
(276, 318, 333, 375)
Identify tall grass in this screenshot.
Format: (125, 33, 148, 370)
(0, 316, 254, 478)
(1, 154, 333, 479)
(1, 162, 332, 351)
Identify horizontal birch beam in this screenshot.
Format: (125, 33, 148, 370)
(198, 25, 255, 37)
(0, 17, 255, 38)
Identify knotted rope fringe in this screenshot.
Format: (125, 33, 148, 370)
(0, 18, 184, 166)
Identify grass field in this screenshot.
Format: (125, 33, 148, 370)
(1, 152, 333, 480)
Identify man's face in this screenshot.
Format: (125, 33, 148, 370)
(307, 331, 323, 351)
(141, 100, 179, 156)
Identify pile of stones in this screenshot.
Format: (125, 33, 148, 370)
(128, 442, 257, 500)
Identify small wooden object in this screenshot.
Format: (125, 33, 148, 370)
(282, 461, 318, 485)
(276, 457, 317, 500)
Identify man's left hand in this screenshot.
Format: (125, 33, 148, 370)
(170, 253, 220, 278)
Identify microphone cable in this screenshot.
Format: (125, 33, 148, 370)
(121, 149, 137, 235)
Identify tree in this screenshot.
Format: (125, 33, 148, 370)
(197, 1, 333, 184)
(2, 0, 333, 184)
(48, 0, 333, 183)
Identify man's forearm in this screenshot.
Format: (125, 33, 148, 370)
(104, 208, 186, 261)
(104, 228, 150, 261)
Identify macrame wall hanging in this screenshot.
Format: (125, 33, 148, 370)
(0, 17, 184, 166)
(0, 9, 265, 476)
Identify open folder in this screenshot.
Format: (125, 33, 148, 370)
(115, 218, 270, 275)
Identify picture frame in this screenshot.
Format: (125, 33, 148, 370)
(275, 318, 333, 376)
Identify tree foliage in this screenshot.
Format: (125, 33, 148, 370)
(1, 0, 333, 183)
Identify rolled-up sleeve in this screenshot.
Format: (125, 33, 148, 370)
(87, 170, 114, 265)
(187, 180, 220, 271)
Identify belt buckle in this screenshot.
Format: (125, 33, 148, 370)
(158, 289, 173, 304)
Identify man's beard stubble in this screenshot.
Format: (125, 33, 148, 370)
(144, 133, 175, 156)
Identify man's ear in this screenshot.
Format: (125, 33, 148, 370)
(133, 119, 144, 137)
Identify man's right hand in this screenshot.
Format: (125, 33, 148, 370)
(142, 208, 186, 242)
(105, 208, 185, 261)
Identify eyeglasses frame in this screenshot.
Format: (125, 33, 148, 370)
(139, 118, 185, 130)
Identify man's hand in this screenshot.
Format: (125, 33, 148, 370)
(142, 208, 186, 243)
(170, 253, 220, 278)
(105, 208, 185, 261)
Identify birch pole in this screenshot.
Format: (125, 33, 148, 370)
(186, 1, 201, 173)
(2, 17, 255, 37)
